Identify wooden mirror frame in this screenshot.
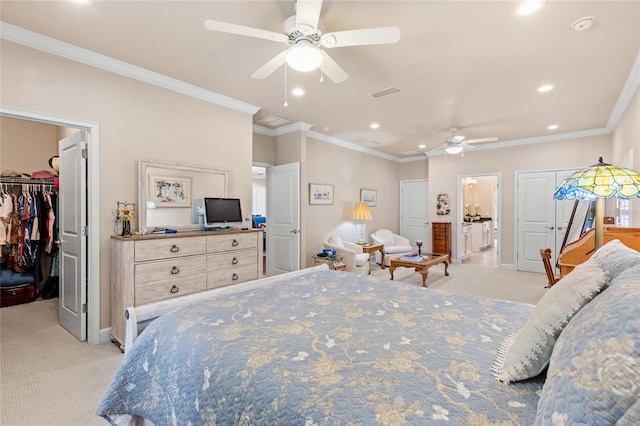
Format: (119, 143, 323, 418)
(138, 160, 229, 233)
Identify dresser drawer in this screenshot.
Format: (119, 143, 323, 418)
(207, 264, 257, 289)
(135, 237, 206, 262)
(134, 256, 207, 305)
(207, 233, 257, 253)
(207, 250, 257, 272)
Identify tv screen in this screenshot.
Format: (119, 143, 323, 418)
(203, 197, 243, 228)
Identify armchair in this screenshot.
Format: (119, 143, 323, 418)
(371, 229, 413, 267)
(323, 235, 370, 275)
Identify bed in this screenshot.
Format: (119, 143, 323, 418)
(98, 239, 640, 425)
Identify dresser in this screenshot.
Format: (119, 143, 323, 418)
(431, 222, 452, 262)
(110, 229, 262, 348)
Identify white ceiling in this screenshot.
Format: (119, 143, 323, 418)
(2, 1, 639, 160)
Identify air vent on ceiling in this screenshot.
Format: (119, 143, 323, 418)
(368, 86, 401, 98)
(256, 115, 291, 127)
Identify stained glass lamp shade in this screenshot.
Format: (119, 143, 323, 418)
(554, 157, 640, 250)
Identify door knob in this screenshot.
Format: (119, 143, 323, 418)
(545, 226, 555, 230)
(291, 229, 299, 234)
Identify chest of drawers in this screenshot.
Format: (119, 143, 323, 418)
(110, 230, 262, 348)
(431, 222, 452, 262)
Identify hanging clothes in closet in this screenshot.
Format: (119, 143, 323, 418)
(0, 177, 58, 302)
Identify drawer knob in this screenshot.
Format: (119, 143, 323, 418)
(232, 239, 239, 247)
(170, 285, 179, 294)
(232, 257, 239, 265)
(232, 273, 239, 281)
(171, 266, 180, 275)
(170, 244, 180, 253)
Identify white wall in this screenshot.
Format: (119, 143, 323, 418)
(1, 41, 254, 329)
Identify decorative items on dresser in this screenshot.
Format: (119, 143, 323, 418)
(110, 229, 262, 350)
(431, 222, 451, 262)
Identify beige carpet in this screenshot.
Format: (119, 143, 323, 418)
(0, 263, 546, 425)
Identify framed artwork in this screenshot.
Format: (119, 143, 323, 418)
(360, 188, 377, 207)
(148, 175, 191, 208)
(309, 183, 334, 205)
(436, 192, 450, 215)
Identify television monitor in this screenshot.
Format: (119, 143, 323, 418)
(203, 197, 243, 229)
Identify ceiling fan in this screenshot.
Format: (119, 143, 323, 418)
(204, 0, 401, 83)
(429, 127, 498, 156)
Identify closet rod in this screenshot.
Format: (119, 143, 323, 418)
(0, 177, 54, 184)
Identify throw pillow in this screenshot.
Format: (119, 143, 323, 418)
(493, 261, 608, 383)
(588, 239, 640, 281)
(535, 265, 640, 425)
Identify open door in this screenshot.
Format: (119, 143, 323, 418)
(266, 163, 300, 276)
(58, 131, 87, 340)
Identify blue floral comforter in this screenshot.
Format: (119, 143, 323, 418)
(98, 269, 543, 425)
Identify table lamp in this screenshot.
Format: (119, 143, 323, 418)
(351, 202, 373, 244)
(554, 157, 640, 250)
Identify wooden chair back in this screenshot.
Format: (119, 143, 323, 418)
(540, 248, 560, 288)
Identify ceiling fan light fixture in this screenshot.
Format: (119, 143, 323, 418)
(445, 146, 463, 155)
(286, 42, 323, 72)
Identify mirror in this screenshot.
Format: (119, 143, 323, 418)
(138, 160, 229, 232)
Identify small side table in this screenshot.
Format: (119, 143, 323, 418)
(312, 255, 345, 270)
(359, 243, 385, 268)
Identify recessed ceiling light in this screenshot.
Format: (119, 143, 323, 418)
(537, 84, 554, 93)
(418, 144, 426, 149)
(291, 87, 305, 96)
(547, 124, 559, 130)
(515, 1, 544, 16)
(370, 123, 380, 129)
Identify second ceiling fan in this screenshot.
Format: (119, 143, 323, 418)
(204, 0, 401, 83)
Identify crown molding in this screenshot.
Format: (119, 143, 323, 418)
(0, 22, 260, 116)
(607, 48, 640, 130)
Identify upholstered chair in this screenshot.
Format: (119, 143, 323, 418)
(371, 229, 413, 267)
(323, 235, 370, 275)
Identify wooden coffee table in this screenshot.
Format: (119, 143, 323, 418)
(389, 253, 450, 287)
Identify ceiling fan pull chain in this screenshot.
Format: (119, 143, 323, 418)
(284, 64, 288, 107)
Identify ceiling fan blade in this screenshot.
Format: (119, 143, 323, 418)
(296, 0, 323, 35)
(204, 20, 289, 43)
(251, 51, 287, 79)
(465, 137, 499, 144)
(320, 26, 401, 48)
(320, 51, 348, 83)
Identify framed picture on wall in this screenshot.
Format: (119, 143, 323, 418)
(309, 183, 334, 205)
(148, 175, 191, 208)
(360, 188, 377, 207)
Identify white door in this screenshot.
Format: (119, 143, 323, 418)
(58, 131, 87, 340)
(517, 171, 556, 272)
(266, 163, 300, 276)
(516, 169, 578, 273)
(400, 180, 428, 246)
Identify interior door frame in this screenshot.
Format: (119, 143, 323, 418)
(456, 172, 502, 266)
(0, 105, 101, 345)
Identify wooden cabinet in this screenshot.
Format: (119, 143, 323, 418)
(432, 222, 452, 262)
(110, 230, 262, 348)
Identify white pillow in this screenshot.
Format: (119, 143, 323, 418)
(493, 261, 609, 383)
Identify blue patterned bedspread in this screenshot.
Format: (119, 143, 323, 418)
(98, 269, 543, 425)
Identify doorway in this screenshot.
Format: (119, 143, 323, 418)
(458, 173, 500, 267)
(0, 106, 101, 344)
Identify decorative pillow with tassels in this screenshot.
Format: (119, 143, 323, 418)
(493, 261, 609, 383)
